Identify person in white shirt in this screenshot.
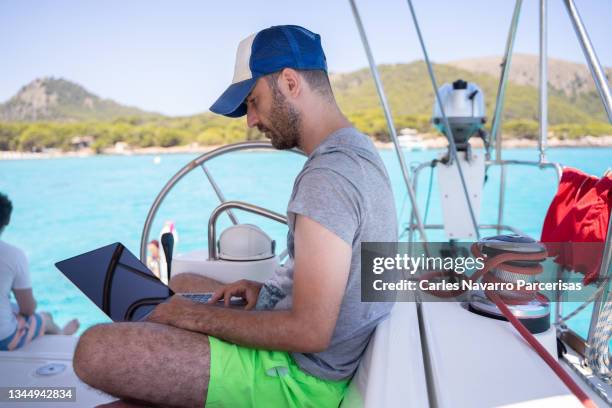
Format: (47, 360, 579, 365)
(0, 193, 79, 351)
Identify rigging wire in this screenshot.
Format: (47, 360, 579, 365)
(399, 159, 437, 241)
(422, 160, 437, 225)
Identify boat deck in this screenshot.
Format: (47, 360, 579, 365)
(0, 335, 115, 407)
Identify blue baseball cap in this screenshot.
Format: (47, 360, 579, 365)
(210, 25, 327, 118)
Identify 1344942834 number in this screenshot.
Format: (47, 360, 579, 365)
(1, 387, 76, 402)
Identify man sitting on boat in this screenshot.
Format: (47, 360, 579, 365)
(0, 193, 79, 351)
(73, 25, 397, 408)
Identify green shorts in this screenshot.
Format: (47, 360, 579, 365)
(206, 336, 349, 408)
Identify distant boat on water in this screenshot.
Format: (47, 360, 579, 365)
(397, 128, 425, 151)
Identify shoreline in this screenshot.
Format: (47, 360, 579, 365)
(1, 135, 611, 161)
(374, 134, 612, 150)
(0, 144, 224, 161)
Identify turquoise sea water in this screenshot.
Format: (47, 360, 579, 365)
(0, 146, 610, 337)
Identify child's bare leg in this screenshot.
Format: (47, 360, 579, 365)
(40, 312, 79, 335)
(39, 311, 61, 334)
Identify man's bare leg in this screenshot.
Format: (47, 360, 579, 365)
(169, 273, 224, 293)
(74, 322, 210, 408)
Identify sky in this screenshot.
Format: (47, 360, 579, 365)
(1, 0, 610, 116)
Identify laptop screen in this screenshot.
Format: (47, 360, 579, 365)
(56, 243, 173, 322)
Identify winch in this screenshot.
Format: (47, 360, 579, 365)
(468, 234, 551, 334)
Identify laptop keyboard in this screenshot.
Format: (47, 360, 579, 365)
(181, 293, 214, 303)
(180, 293, 247, 306)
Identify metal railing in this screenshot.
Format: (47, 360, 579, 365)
(207, 201, 287, 260)
(406, 159, 563, 244)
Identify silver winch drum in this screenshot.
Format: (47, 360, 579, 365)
(468, 234, 551, 334)
(432, 79, 486, 151)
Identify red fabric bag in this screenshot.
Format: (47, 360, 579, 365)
(541, 168, 611, 284)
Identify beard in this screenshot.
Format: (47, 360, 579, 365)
(258, 86, 302, 150)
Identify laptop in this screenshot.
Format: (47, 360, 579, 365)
(55, 242, 235, 322)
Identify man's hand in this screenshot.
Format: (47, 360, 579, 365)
(145, 295, 194, 326)
(208, 279, 262, 310)
(144, 279, 262, 332)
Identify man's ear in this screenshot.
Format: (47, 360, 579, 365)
(280, 68, 301, 98)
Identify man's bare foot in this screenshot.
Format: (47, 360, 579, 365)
(61, 319, 80, 335)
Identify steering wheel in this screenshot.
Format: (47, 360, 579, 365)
(139, 141, 305, 263)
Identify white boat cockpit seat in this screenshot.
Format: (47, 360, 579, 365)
(341, 302, 429, 408)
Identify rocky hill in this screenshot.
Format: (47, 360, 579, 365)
(449, 53, 612, 97)
(330, 59, 609, 125)
(0, 77, 159, 121)
(2, 54, 610, 130)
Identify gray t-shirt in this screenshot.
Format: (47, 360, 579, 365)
(256, 127, 398, 380)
